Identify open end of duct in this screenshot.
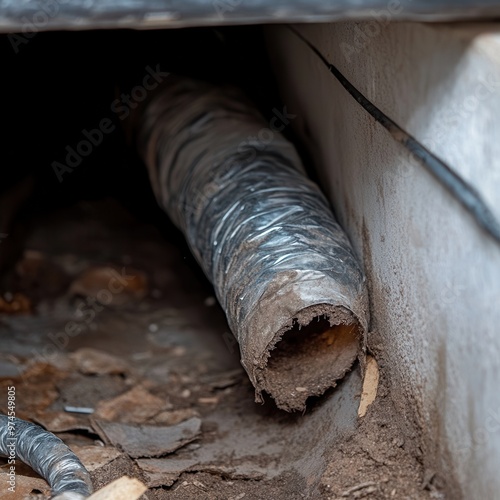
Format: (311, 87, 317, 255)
(136, 75, 369, 414)
(255, 305, 362, 412)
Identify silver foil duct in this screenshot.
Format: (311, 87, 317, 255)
(136, 75, 369, 411)
(0, 414, 93, 498)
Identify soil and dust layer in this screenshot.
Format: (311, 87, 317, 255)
(0, 199, 441, 499)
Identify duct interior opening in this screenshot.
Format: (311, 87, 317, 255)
(260, 314, 361, 410)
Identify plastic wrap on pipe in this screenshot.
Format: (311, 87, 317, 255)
(0, 414, 93, 498)
(136, 75, 369, 411)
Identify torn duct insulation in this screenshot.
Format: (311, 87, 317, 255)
(135, 75, 369, 411)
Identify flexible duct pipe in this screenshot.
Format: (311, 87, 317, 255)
(0, 414, 93, 498)
(135, 75, 369, 411)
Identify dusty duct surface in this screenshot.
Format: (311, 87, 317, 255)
(136, 75, 369, 410)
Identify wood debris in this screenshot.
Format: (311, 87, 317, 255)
(358, 355, 380, 418)
(87, 476, 147, 500)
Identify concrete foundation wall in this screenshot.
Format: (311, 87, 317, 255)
(266, 22, 500, 498)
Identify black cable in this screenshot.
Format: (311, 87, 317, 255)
(287, 25, 500, 245)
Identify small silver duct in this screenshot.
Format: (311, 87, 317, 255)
(0, 415, 93, 499)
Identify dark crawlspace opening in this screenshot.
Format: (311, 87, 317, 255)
(0, 26, 291, 278)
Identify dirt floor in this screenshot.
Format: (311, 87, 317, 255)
(0, 198, 444, 499)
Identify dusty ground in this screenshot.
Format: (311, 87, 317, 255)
(0, 199, 444, 499)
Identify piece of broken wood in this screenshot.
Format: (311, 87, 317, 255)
(358, 355, 380, 418)
(87, 476, 147, 500)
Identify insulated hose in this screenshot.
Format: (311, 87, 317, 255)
(0, 414, 93, 499)
(135, 75, 369, 411)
